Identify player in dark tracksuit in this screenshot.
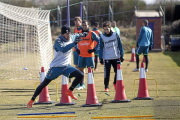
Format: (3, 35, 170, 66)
(99, 21, 124, 92)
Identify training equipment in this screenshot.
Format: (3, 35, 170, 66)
(82, 67, 102, 107)
(0, 2, 53, 80)
(18, 112, 75, 116)
(113, 83, 116, 90)
(92, 115, 153, 119)
(111, 64, 131, 103)
(34, 67, 54, 105)
(35, 81, 58, 101)
(55, 75, 76, 106)
(105, 92, 110, 96)
(130, 46, 136, 62)
(17, 115, 77, 118)
(133, 62, 153, 100)
(133, 78, 158, 98)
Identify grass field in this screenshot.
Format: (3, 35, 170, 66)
(0, 51, 180, 120)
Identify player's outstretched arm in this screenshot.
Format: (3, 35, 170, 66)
(54, 39, 75, 53)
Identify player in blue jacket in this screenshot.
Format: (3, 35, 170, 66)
(92, 22, 102, 71)
(132, 20, 153, 72)
(27, 25, 86, 108)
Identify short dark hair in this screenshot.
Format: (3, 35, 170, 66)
(74, 16, 82, 22)
(112, 21, 116, 25)
(103, 21, 111, 28)
(93, 22, 99, 27)
(82, 20, 88, 25)
(143, 20, 148, 26)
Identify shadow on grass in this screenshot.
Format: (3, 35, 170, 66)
(0, 88, 57, 93)
(0, 88, 34, 90)
(163, 51, 180, 67)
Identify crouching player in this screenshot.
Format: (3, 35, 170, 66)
(27, 25, 85, 108)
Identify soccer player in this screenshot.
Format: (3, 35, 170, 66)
(99, 21, 124, 92)
(73, 16, 85, 88)
(92, 22, 102, 71)
(27, 25, 85, 108)
(75, 20, 100, 90)
(73, 16, 82, 68)
(112, 21, 120, 36)
(132, 19, 153, 72)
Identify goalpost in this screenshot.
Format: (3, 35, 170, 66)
(0, 2, 53, 80)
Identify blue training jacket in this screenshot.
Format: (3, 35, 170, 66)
(137, 26, 153, 46)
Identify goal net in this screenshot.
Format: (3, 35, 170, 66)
(0, 2, 53, 80)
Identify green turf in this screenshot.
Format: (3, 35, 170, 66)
(0, 51, 180, 120)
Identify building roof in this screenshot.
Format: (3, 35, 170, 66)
(135, 10, 163, 18)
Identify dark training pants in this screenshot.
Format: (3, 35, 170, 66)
(31, 69, 83, 101)
(94, 55, 98, 69)
(136, 54, 148, 69)
(104, 59, 120, 89)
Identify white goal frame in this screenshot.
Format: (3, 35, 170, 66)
(0, 2, 53, 80)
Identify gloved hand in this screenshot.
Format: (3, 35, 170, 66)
(76, 49, 80, 54)
(74, 37, 82, 45)
(100, 59, 104, 65)
(120, 56, 124, 62)
(88, 49, 96, 54)
(79, 32, 88, 37)
(149, 45, 152, 51)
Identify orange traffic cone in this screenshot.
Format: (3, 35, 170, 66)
(55, 75, 76, 106)
(130, 46, 136, 62)
(82, 67, 102, 107)
(34, 67, 54, 105)
(134, 62, 153, 100)
(142, 56, 145, 62)
(111, 64, 131, 103)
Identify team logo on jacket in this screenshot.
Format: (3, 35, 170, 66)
(79, 42, 90, 46)
(104, 39, 116, 49)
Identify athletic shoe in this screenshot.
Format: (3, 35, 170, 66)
(75, 84, 80, 88)
(27, 100, 34, 108)
(105, 88, 109, 92)
(82, 83, 86, 89)
(145, 69, 148, 72)
(76, 86, 83, 90)
(113, 83, 116, 90)
(94, 68, 98, 71)
(65, 89, 77, 100)
(132, 68, 140, 72)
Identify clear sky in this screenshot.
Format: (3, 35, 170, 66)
(143, 0, 156, 4)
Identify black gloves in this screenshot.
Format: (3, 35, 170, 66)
(100, 59, 104, 65)
(120, 56, 124, 62)
(76, 49, 80, 54)
(149, 45, 152, 51)
(88, 49, 96, 54)
(74, 37, 82, 45)
(79, 32, 88, 37)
